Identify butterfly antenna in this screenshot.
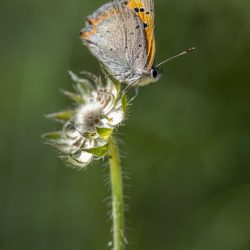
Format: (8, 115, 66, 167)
(156, 47, 196, 68)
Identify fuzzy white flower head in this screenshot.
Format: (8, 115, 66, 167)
(43, 71, 128, 169)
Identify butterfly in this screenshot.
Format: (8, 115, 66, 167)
(80, 0, 195, 87)
(80, 0, 160, 87)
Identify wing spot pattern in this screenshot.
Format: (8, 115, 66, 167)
(80, 8, 119, 40)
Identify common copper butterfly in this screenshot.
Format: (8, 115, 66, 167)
(80, 0, 194, 87)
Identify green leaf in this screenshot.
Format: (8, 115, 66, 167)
(41, 132, 63, 140)
(96, 127, 113, 140)
(122, 94, 128, 113)
(61, 90, 84, 104)
(84, 143, 109, 157)
(46, 110, 74, 122)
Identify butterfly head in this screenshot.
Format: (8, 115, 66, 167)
(136, 66, 161, 87)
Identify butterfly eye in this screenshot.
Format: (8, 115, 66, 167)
(151, 68, 158, 78)
(150, 68, 161, 83)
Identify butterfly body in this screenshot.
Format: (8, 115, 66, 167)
(80, 0, 160, 87)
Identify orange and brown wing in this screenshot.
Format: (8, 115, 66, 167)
(127, 0, 155, 70)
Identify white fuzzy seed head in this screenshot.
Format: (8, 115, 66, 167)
(43, 72, 128, 169)
(75, 103, 103, 132)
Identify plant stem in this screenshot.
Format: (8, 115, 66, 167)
(108, 137, 125, 250)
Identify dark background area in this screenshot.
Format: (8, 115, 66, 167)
(1, 0, 250, 249)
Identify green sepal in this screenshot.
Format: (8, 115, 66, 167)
(69, 71, 93, 94)
(83, 131, 98, 140)
(62, 155, 89, 169)
(113, 80, 121, 95)
(76, 81, 93, 93)
(84, 143, 109, 157)
(46, 110, 74, 122)
(122, 94, 128, 113)
(61, 90, 84, 104)
(96, 127, 113, 140)
(80, 71, 100, 86)
(41, 131, 63, 140)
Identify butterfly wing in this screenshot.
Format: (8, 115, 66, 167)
(126, 0, 155, 70)
(80, 1, 148, 84)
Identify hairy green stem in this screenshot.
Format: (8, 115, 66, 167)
(109, 137, 125, 250)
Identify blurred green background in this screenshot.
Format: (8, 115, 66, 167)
(1, 0, 250, 249)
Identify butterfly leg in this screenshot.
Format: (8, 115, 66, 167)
(129, 87, 139, 103)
